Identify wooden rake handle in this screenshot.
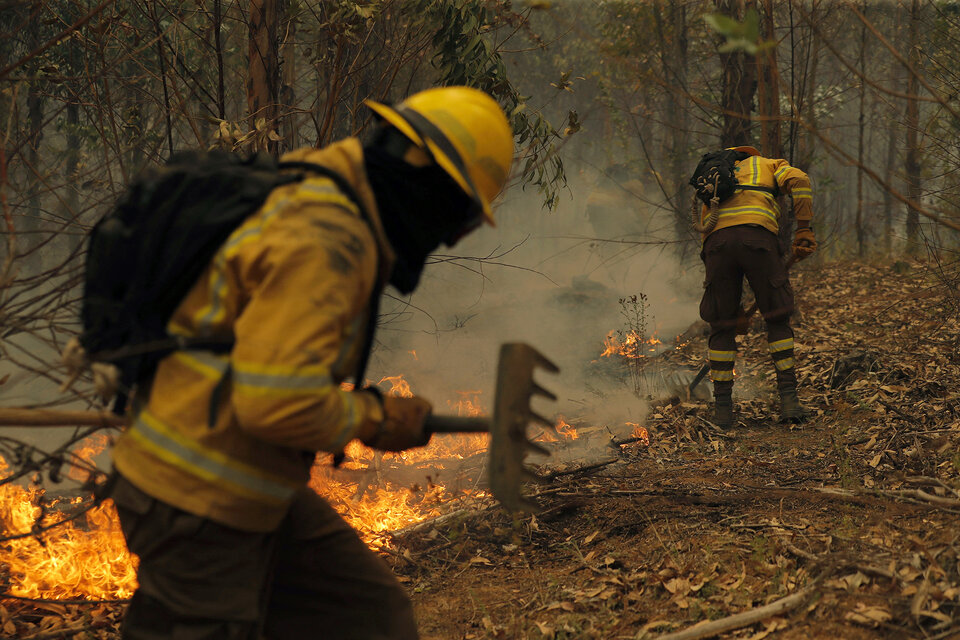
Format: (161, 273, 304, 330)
(0, 408, 126, 428)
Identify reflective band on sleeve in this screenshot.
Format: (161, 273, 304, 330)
(172, 351, 230, 380)
(233, 372, 335, 397)
(768, 338, 795, 353)
(131, 411, 299, 504)
(709, 350, 737, 362)
(774, 357, 796, 371)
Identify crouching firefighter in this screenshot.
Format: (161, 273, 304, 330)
(692, 145, 817, 427)
(101, 87, 513, 639)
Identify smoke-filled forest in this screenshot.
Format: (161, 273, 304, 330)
(2, 1, 960, 638)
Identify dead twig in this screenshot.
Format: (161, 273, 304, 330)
(649, 583, 818, 640)
(541, 458, 618, 480)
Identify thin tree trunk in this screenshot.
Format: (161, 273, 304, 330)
(64, 99, 79, 214)
(654, 0, 691, 250)
(25, 83, 44, 229)
(214, 0, 226, 120)
(247, 0, 280, 154)
(280, 0, 297, 152)
(756, 0, 782, 158)
(856, 2, 867, 257)
(904, 0, 921, 254)
(882, 5, 902, 255)
(717, 0, 757, 147)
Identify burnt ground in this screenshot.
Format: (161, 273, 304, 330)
(4, 257, 960, 639)
(392, 258, 960, 640)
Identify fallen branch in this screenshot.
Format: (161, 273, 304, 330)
(651, 585, 816, 640)
(389, 506, 490, 539)
(541, 458, 618, 480)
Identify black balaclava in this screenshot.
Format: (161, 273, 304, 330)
(363, 129, 476, 294)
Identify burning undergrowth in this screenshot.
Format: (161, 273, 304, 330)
(0, 370, 648, 602)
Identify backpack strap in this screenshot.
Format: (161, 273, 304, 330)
(276, 161, 383, 387)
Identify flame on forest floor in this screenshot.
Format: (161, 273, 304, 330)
(0, 374, 620, 600)
(626, 421, 650, 446)
(0, 442, 138, 601)
(600, 330, 663, 359)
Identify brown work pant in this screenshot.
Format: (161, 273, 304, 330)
(111, 474, 419, 640)
(699, 225, 796, 395)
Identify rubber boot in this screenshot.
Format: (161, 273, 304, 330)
(714, 395, 734, 428)
(777, 369, 808, 423)
(712, 380, 734, 428)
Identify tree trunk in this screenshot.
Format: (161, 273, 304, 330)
(280, 0, 297, 152)
(756, 0, 782, 158)
(247, 0, 280, 154)
(904, 0, 921, 254)
(64, 99, 80, 215)
(717, 0, 757, 147)
(214, 0, 226, 120)
(855, 2, 867, 257)
(25, 82, 44, 231)
(654, 0, 692, 250)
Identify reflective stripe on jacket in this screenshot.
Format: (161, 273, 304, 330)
(112, 139, 395, 532)
(701, 155, 813, 238)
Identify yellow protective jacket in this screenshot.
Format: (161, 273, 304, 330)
(111, 139, 395, 532)
(701, 155, 813, 238)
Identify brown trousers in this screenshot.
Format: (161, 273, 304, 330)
(112, 474, 419, 640)
(699, 225, 796, 395)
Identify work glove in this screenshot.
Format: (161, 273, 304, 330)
(792, 227, 817, 260)
(363, 395, 433, 452)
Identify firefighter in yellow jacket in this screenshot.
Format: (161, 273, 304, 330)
(108, 87, 513, 639)
(698, 146, 817, 427)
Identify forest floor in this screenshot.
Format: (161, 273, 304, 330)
(4, 256, 960, 639)
(394, 257, 960, 640)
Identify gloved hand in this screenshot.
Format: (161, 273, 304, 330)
(363, 395, 433, 452)
(792, 227, 817, 260)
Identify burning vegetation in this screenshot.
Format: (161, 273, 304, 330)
(1, 360, 643, 601)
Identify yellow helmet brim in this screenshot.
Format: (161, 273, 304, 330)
(364, 98, 495, 226)
(727, 145, 761, 156)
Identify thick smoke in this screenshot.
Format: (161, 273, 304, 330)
(369, 164, 702, 442)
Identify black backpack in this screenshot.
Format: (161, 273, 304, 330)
(688, 149, 743, 206)
(79, 150, 378, 408)
(688, 149, 777, 206)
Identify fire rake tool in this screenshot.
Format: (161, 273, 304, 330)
(0, 343, 559, 512)
(687, 255, 798, 396)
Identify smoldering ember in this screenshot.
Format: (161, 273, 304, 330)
(2, 2, 960, 639)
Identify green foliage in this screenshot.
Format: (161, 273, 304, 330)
(415, 0, 566, 209)
(703, 9, 775, 55)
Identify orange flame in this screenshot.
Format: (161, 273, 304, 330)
(0, 440, 138, 600)
(2, 373, 585, 598)
(448, 390, 484, 417)
(379, 375, 413, 398)
(600, 330, 662, 359)
(626, 422, 650, 446)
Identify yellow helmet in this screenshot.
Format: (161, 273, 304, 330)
(727, 145, 761, 156)
(364, 87, 513, 225)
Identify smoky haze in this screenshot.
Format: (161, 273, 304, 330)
(369, 166, 702, 442)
